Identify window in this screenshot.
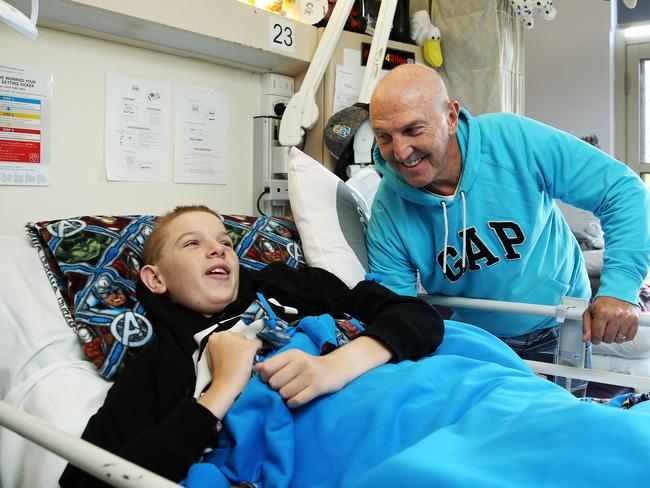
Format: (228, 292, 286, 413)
(626, 42, 650, 185)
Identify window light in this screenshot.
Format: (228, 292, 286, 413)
(624, 24, 650, 39)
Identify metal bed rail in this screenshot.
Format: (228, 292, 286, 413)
(422, 295, 650, 327)
(423, 294, 650, 392)
(0, 400, 176, 488)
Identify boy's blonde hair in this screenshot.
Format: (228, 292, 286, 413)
(142, 205, 221, 265)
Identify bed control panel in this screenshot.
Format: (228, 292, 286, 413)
(253, 116, 290, 216)
(557, 296, 588, 370)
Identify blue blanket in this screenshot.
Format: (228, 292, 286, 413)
(184, 320, 650, 487)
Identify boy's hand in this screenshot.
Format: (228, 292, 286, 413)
(255, 350, 348, 408)
(198, 331, 262, 418)
(255, 336, 392, 408)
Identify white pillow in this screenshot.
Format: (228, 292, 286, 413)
(345, 165, 381, 210)
(0, 235, 84, 397)
(0, 235, 111, 488)
(583, 249, 604, 278)
(288, 147, 370, 287)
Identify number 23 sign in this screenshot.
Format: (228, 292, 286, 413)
(269, 16, 295, 53)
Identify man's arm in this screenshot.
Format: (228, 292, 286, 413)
(197, 331, 262, 418)
(517, 117, 650, 343)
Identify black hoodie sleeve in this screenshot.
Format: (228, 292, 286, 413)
(250, 263, 444, 361)
(58, 341, 220, 487)
(59, 285, 222, 487)
(343, 280, 444, 361)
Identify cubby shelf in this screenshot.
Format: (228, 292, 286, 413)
(9, 0, 318, 75)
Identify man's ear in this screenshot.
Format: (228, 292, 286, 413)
(140, 264, 167, 294)
(447, 100, 460, 135)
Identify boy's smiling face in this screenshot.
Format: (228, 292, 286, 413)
(141, 211, 240, 316)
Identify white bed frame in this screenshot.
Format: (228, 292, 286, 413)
(424, 295, 650, 392)
(0, 400, 175, 488)
(2, 294, 650, 488)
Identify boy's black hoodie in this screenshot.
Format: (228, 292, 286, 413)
(60, 263, 443, 486)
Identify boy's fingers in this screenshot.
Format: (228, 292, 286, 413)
(286, 385, 318, 408)
(267, 360, 302, 391)
(256, 351, 295, 383)
(278, 374, 310, 401)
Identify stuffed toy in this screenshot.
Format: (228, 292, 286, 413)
(410, 10, 443, 68)
(310, 0, 367, 33)
(509, 0, 556, 29)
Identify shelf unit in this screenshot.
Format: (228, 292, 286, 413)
(8, 0, 318, 75)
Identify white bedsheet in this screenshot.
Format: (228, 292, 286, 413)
(0, 235, 110, 488)
(592, 354, 650, 378)
(591, 318, 650, 380)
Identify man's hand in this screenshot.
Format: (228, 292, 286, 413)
(197, 332, 262, 419)
(255, 336, 392, 408)
(582, 296, 640, 345)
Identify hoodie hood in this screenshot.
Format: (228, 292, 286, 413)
(135, 266, 256, 355)
(136, 281, 218, 356)
(372, 108, 481, 209)
(371, 108, 482, 273)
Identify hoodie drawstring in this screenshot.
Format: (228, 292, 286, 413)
(440, 191, 467, 276)
(461, 191, 467, 270)
(441, 201, 448, 275)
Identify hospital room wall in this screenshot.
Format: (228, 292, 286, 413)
(524, 0, 613, 155)
(0, 27, 262, 235)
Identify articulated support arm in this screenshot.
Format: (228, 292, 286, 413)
(279, 0, 355, 147)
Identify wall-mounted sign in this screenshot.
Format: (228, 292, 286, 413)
(269, 15, 296, 53)
(0, 63, 52, 186)
(360, 43, 415, 70)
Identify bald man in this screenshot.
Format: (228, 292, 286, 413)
(367, 64, 650, 395)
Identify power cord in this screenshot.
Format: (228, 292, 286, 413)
(256, 187, 270, 216)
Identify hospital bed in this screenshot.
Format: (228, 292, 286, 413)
(2, 199, 650, 487)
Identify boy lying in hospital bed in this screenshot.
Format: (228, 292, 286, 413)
(60, 204, 650, 487)
(59, 204, 444, 486)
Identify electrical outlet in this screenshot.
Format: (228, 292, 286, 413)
(261, 73, 294, 97)
(261, 94, 290, 117)
(264, 179, 289, 201)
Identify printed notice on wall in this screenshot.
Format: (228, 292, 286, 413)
(0, 64, 52, 186)
(332, 49, 391, 114)
(174, 85, 228, 184)
(105, 73, 170, 182)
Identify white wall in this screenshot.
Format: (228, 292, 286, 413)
(0, 27, 262, 235)
(524, 0, 613, 154)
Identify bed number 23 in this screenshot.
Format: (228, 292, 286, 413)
(269, 17, 296, 53)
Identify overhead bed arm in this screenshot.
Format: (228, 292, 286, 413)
(278, 0, 399, 148)
(278, 0, 355, 147)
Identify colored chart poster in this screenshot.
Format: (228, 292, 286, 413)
(0, 64, 52, 186)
